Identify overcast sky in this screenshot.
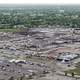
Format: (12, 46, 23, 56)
(0, 0, 80, 4)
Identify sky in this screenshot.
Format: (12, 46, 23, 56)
(0, 0, 80, 4)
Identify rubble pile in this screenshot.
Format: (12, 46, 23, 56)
(0, 60, 49, 80)
(0, 28, 80, 59)
(0, 28, 80, 79)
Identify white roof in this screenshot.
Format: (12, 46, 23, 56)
(9, 59, 26, 63)
(59, 53, 78, 60)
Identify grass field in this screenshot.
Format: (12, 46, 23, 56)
(0, 28, 20, 32)
(65, 68, 80, 76)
